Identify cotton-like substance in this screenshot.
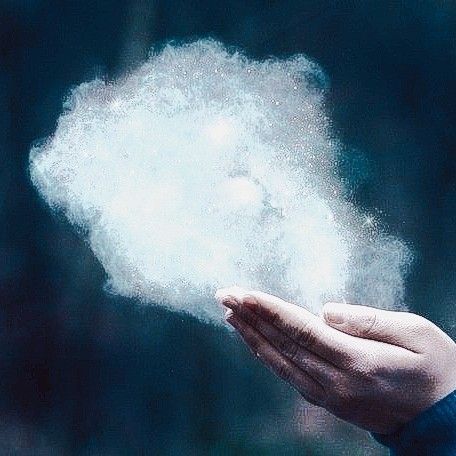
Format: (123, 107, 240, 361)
(30, 40, 411, 323)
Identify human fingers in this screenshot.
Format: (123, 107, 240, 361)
(323, 302, 450, 353)
(222, 296, 340, 386)
(217, 287, 361, 367)
(225, 309, 326, 405)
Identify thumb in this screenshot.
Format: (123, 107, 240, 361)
(323, 302, 431, 352)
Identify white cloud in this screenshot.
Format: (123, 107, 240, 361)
(30, 40, 411, 323)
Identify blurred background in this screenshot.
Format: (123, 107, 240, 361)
(1, 0, 455, 454)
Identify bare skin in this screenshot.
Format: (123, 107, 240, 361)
(216, 287, 456, 434)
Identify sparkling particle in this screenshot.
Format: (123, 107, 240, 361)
(30, 39, 411, 323)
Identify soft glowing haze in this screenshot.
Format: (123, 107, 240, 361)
(30, 40, 411, 323)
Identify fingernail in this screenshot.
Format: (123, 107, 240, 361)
(242, 295, 257, 306)
(220, 296, 238, 310)
(323, 302, 346, 324)
(215, 286, 247, 302)
(226, 312, 239, 328)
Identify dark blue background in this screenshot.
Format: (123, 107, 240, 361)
(1, 1, 455, 453)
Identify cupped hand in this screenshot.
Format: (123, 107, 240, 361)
(216, 287, 456, 434)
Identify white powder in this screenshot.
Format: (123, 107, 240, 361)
(30, 40, 411, 323)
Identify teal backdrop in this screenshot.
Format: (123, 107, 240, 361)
(0, 1, 455, 454)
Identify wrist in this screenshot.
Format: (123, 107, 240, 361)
(372, 389, 456, 454)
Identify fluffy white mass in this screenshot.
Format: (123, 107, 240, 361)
(30, 40, 411, 323)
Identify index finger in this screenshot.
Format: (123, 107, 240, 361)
(217, 287, 360, 367)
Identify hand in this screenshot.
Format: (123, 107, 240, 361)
(216, 287, 456, 434)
